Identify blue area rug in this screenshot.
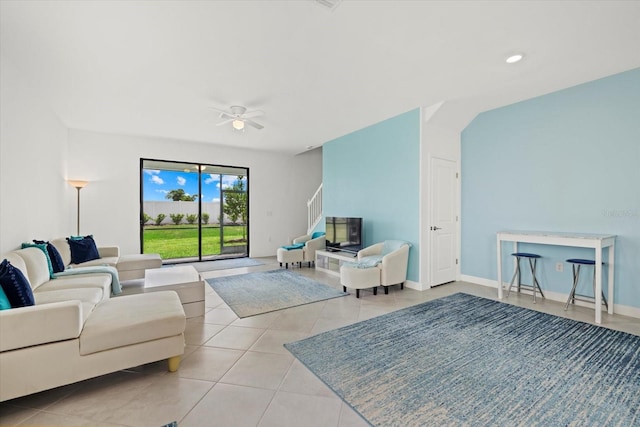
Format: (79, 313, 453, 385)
(207, 269, 348, 318)
(285, 293, 640, 426)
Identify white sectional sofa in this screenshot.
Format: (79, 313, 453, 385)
(0, 246, 186, 402)
(49, 237, 162, 281)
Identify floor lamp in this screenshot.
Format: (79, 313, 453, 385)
(68, 180, 88, 235)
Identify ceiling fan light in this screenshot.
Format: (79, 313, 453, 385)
(232, 119, 245, 130)
(506, 53, 524, 64)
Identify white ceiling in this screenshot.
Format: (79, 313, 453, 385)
(2, 1, 639, 154)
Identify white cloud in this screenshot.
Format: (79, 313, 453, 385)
(144, 169, 161, 175)
(211, 197, 220, 203)
(155, 189, 169, 194)
(150, 175, 164, 185)
(204, 174, 217, 184)
(177, 176, 186, 186)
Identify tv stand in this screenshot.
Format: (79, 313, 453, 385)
(315, 249, 357, 277)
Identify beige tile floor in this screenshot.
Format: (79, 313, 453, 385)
(1, 258, 638, 426)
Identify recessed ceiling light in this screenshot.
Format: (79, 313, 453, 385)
(506, 53, 524, 64)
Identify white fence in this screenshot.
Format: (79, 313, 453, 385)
(143, 201, 228, 225)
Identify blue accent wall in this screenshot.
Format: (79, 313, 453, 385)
(461, 68, 640, 308)
(323, 109, 420, 282)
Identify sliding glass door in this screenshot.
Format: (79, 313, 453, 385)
(141, 159, 249, 262)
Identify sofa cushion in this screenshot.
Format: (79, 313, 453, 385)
(11, 248, 51, 290)
(33, 240, 66, 273)
(80, 291, 185, 355)
(71, 257, 118, 269)
(0, 259, 35, 308)
(117, 253, 162, 273)
(67, 236, 100, 264)
(35, 288, 103, 322)
(50, 238, 72, 266)
(21, 242, 54, 278)
(35, 273, 112, 299)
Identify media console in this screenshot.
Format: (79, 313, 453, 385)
(315, 249, 357, 277)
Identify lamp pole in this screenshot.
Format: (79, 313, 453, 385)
(67, 180, 88, 235)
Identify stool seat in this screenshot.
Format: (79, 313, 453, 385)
(511, 252, 541, 258)
(566, 258, 595, 265)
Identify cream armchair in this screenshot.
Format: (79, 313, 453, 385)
(292, 231, 326, 267)
(357, 240, 410, 294)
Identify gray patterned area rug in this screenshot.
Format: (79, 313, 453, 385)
(206, 269, 348, 318)
(285, 293, 640, 427)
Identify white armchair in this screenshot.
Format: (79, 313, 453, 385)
(357, 240, 410, 294)
(292, 231, 326, 267)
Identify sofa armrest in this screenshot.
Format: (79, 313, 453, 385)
(292, 235, 311, 245)
(0, 301, 83, 352)
(358, 243, 384, 260)
(381, 245, 410, 285)
(98, 246, 120, 258)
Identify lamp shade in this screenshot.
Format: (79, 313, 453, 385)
(68, 180, 89, 189)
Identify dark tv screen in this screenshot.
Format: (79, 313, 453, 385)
(325, 217, 362, 254)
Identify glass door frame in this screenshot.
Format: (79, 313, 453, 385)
(140, 158, 250, 263)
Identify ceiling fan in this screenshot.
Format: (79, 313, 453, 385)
(213, 105, 264, 130)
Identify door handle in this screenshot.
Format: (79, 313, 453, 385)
(431, 226, 442, 231)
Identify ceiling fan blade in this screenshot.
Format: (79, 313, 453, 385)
(244, 118, 264, 130)
(216, 118, 234, 126)
(243, 110, 264, 119)
(219, 112, 236, 120)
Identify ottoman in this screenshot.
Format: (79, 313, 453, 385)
(117, 253, 162, 281)
(277, 247, 303, 269)
(340, 265, 380, 298)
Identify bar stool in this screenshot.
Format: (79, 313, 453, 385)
(563, 259, 608, 311)
(505, 252, 544, 303)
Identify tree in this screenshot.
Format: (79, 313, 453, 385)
(223, 176, 248, 241)
(165, 189, 197, 202)
(186, 214, 198, 224)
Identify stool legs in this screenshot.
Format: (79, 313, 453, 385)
(564, 263, 608, 311)
(506, 256, 543, 303)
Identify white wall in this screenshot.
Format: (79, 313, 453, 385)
(0, 55, 73, 254)
(67, 129, 322, 257)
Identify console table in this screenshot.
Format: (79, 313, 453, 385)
(316, 249, 357, 276)
(497, 231, 616, 324)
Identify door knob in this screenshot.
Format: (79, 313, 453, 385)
(432, 226, 442, 231)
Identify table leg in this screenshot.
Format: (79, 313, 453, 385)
(497, 236, 503, 299)
(595, 246, 603, 324)
(608, 244, 615, 315)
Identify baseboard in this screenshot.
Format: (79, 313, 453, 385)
(459, 274, 640, 320)
(404, 280, 423, 291)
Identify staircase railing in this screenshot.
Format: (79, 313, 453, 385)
(307, 183, 323, 234)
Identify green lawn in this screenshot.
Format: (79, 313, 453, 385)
(143, 225, 246, 259)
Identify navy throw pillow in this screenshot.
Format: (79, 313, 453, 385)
(0, 259, 35, 308)
(33, 240, 65, 273)
(67, 235, 100, 264)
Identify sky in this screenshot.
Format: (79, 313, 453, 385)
(143, 169, 246, 202)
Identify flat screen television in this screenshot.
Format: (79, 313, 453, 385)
(325, 217, 363, 254)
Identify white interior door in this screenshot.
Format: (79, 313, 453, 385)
(430, 157, 458, 286)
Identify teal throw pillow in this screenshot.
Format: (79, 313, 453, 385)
(0, 259, 35, 308)
(22, 242, 55, 278)
(0, 285, 11, 310)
